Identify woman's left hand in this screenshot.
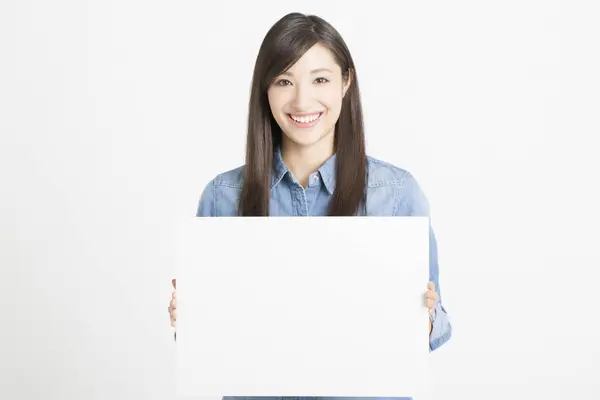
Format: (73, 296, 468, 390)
(424, 281, 439, 333)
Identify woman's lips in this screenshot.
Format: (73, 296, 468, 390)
(288, 112, 324, 128)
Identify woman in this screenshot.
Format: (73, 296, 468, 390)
(168, 11, 452, 400)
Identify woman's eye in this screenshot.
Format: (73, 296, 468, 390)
(315, 77, 329, 84)
(276, 79, 292, 86)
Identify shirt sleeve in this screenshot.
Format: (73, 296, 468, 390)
(397, 171, 453, 352)
(427, 225, 453, 351)
(196, 179, 216, 217)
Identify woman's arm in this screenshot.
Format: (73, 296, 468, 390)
(427, 221, 453, 351)
(397, 171, 453, 351)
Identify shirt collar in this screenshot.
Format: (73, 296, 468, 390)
(271, 146, 336, 195)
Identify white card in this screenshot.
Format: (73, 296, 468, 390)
(175, 217, 431, 397)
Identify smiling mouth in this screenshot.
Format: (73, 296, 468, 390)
(288, 112, 324, 126)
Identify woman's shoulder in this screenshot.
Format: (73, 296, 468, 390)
(196, 165, 245, 217)
(366, 155, 431, 216)
(206, 165, 245, 189)
(366, 155, 416, 188)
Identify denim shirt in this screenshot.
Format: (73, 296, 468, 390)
(195, 148, 452, 400)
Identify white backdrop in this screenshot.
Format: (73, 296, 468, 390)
(1, 1, 599, 400)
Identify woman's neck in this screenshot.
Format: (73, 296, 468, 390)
(280, 137, 334, 188)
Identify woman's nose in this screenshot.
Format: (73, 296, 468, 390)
(290, 84, 314, 111)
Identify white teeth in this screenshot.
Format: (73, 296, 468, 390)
(291, 113, 320, 123)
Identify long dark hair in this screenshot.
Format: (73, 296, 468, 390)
(238, 12, 367, 216)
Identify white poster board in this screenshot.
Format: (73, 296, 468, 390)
(175, 217, 431, 398)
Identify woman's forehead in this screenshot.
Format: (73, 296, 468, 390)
(281, 44, 340, 75)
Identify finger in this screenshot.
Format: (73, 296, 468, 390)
(172, 279, 176, 289)
(424, 296, 431, 308)
(427, 281, 435, 291)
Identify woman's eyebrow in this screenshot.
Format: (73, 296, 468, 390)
(280, 68, 333, 77)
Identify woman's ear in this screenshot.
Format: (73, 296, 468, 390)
(342, 68, 353, 98)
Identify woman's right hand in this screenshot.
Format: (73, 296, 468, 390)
(168, 278, 177, 329)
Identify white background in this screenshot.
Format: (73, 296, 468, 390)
(1, 1, 599, 400)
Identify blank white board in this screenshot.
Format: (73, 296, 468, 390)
(175, 217, 431, 397)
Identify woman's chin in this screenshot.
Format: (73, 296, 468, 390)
(282, 129, 333, 148)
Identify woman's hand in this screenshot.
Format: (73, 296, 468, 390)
(168, 278, 177, 329)
(424, 281, 439, 333)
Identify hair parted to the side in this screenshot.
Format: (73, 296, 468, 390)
(238, 12, 368, 216)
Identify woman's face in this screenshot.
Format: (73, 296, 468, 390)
(267, 43, 351, 151)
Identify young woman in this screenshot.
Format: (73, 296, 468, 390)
(168, 11, 452, 400)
